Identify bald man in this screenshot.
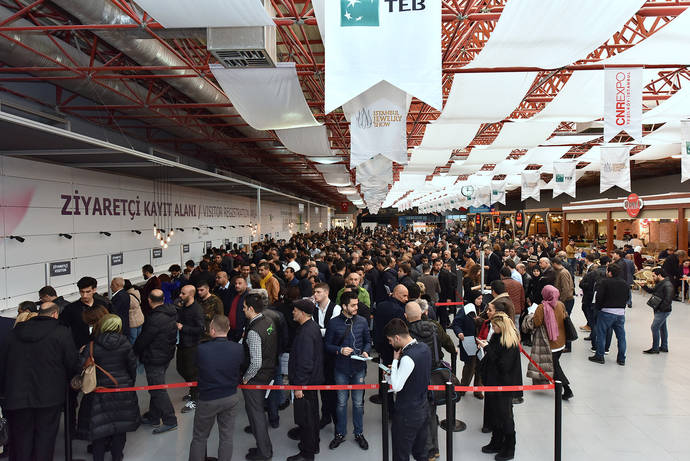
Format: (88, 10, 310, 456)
(134, 289, 179, 433)
(373, 284, 408, 366)
(110, 276, 130, 334)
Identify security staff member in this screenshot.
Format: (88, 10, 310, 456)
(385, 318, 432, 461)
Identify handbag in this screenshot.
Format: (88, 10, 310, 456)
(70, 342, 118, 394)
(429, 366, 461, 406)
(646, 295, 662, 310)
(563, 315, 578, 342)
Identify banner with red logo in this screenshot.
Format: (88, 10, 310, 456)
(604, 67, 642, 142)
(624, 193, 643, 218)
(600, 145, 631, 193)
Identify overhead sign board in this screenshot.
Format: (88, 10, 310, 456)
(49, 261, 71, 277)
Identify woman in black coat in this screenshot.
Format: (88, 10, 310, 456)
(478, 312, 521, 461)
(77, 314, 140, 461)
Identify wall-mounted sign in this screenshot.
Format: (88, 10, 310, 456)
(515, 210, 524, 229)
(110, 253, 123, 266)
(238, 236, 243, 244)
(205, 241, 212, 250)
(624, 193, 644, 218)
(182, 244, 190, 253)
(224, 239, 230, 246)
(49, 261, 71, 277)
(152, 248, 163, 259)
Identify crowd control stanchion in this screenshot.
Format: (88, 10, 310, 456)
(445, 382, 455, 461)
(554, 381, 563, 461)
(64, 387, 73, 461)
(440, 352, 466, 432)
(380, 379, 390, 461)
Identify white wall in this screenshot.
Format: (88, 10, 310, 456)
(0, 156, 301, 315)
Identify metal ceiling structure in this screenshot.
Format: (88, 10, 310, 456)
(0, 0, 688, 208)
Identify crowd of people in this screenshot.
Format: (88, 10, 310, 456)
(0, 225, 676, 461)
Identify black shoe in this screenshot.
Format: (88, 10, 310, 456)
(245, 453, 271, 461)
(329, 434, 345, 450)
(246, 448, 258, 456)
(269, 419, 280, 429)
(319, 416, 331, 429)
(562, 388, 574, 401)
(588, 355, 605, 364)
(512, 397, 524, 405)
(298, 443, 319, 455)
(354, 433, 369, 450)
(583, 336, 591, 341)
(643, 348, 660, 354)
(288, 426, 301, 441)
(494, 431, 515, 461)
(369, 394, 382, 404)
(481, 432, 502, 454)
(182, 393, 192, 401)
(287, 454, 313, 461)
(617, 360, 625, 366)
(660, 347, 669, 352)
(140, 416, 161, 427)
(279, 400, 291, 411)
(244, 425, 252, 434)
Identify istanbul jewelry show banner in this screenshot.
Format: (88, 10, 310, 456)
(343, 81, 409, 168)
(324, 0, 441, 114)
(604, 67, 642, 142)
(521, 170, 541, 202)
(599, 145, 631, 192)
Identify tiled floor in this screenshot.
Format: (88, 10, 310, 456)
(54, 289, 690, 461)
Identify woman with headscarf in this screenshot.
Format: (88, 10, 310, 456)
(478, 312, 522, 461)
(77, 314, 139, 461)
(532, 285, 573, 400)
(633, 246, 644, 271)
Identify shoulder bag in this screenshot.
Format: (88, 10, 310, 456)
(646, 295, 662, 310)
(563, 315, 578, 342)
(70, 342, 119, 394)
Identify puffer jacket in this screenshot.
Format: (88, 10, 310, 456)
(324, 314, 371, 375)
(127, 288, 144, 328)
(408, 320, 442, 367)
(522, 314, 554, 385)
(133, 303, 178, 365)
(77, 332, 139, 441)
(644, 277, 674, 313)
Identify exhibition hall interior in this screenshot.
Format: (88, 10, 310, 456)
(1, 1, 690, 461)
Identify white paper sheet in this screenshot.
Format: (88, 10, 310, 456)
(461, 336, 478, 356)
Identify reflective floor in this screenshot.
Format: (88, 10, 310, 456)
(54, 289, 690, 461)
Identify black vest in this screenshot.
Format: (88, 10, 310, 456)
(395, 340, 431, 411)
(313, 301, 337, 329)
(242, 314, 278, 384)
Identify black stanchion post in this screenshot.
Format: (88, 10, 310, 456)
(554, 381, 563, 461)
(381, 380, 390, 461)
(64, 388, 72, 461)
(440, 353, 466, 433)
(451, 351, 457, 376)
(445, 382, 454, 461)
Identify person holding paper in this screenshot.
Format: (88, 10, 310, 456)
(451, 298, 482, 399)
(323, 291, 371, 451)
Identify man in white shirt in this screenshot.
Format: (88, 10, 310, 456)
(311, 283, 341, 429)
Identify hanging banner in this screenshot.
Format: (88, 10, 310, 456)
(604, 67, 643, 142)
(473, 184, 491, 208)
(490, 180, 506, 205)
(343, 81, 409, 167)
(682, 119, 690, 183)
(324, 0, 442, 114)
(552, 161, 577, 198)
(600, 145, 631, 192)
(521, 170, 541, 202)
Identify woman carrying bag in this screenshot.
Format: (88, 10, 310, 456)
(77, 314, 140, 461)
(532, 285, 574, 400)
(478, 312, 521, 461)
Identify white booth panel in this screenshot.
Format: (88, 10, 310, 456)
(5, 234, 74, 267)
(76, 255, 109, 280)
(1, 176, 72, 208)
(73, 168, 125, 188)
(2, 156, 73, 183)
(72, 232, 124, 258)
(0, 267, 7, 301)
(11, 207, 74, 236)
(6, 262, 51, 298)
(122, 249, 152, 274)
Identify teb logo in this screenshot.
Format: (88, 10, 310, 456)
(341, 0, 379, 27)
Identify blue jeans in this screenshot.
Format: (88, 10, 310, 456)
(590, 310, 612, 351)
(595, 311, 626, 362)
(651, 311, 670, 350)
(129, 325, 142, 344)
(267, 354, 288, 424)
(334, 368, 366, 436)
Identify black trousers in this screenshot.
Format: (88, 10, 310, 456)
(7, 405, 62, 461)
(92, 432, 126, 461)
(552, 351, 570, 386)
(392, 405, 429, 461)
(144, 363, 177, 426)
(294, 391, 320, 458)
(176, 345, 199, 400)
(319, 366, 337, 424)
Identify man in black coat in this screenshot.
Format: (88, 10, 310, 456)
(110, 277, 131, 335)
(287, 299, 325, 461)
(0, 302, 78, 461)
(661, 248, 681, 298)
(134, 289, 179, 433)
(38, 285, 69, 314)
(176, 285, 204, 411)
(483, 245, 503, 284)
(373, 284, 408, 366)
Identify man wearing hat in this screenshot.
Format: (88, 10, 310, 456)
(287, 299, 324, 461)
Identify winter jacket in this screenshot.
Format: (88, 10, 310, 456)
(418, 274, 441, 304)
(289, 319, 324, 386)
(133, 303, 178, 365)
(408, 320, 443, 367)
(594, 277, 629, 310)
(373, 297, 405, 348)
(324, 314, 371, 375)
(60, 300, 110, 349)
(264, 306, 290, 355)
(177, 301, 204, 348)
(110, 290, 131, 335)
(451, 311, 477, 362)
(522, 314, 553, 384)
(127, 289, 144, 329)
(77, 332, 139, 441)
(335, 286, 371, 308)
(0, 316, 78, 410)
(643, 277, 674, 313)
(554, 268, 574, 302)
(200, 294, 224, 340)
(533, 301, 568, 350)
(486, 252, 503, 283)
(479, 332, 523, 398)
(501, 276, 525, 314)
(438, 269, 457, 302)
(533, 267, 556, 304)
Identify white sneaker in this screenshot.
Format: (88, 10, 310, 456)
(181, 400, 196, 413)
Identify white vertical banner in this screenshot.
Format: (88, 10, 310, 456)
(604, 67, 643, 142)
(490, 180, 506, 205)
(324, 0, 442, 113)
(521, 170, 541, 202)
(600, 145, 631, 192)
(682, 119, 690, 183)
(343, 81, 409, 168)
(552, 161, 577, 198)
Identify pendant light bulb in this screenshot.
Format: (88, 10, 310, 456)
(160, 239, 165, 247)
(163, 243, 168, 249)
